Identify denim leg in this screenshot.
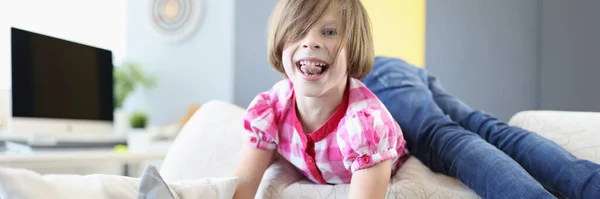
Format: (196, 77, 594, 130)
(428, 75, 600, 199)
(362, 57, 555, 199)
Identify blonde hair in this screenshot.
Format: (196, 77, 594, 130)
(267, 0, 374, 79)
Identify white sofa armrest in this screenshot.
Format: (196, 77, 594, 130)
(159, 100, 247, 181)
(508, 110, 600, 164)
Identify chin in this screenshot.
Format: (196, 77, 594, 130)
(292, 82, 326, 98)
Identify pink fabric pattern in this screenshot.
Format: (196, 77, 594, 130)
(243, 78, 409, 184)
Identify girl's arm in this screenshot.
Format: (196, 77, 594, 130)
(348, 159, 393, 199)
(232, 143, 276, 199)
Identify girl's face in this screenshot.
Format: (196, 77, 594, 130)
(281, 10, 348, 98)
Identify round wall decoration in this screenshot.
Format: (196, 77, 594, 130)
(150, 0, 204, 43)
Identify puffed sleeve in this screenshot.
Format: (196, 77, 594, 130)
(242, 92, 279, 150)
(337, 110, 405, 172)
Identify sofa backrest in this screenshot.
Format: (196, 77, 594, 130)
(509, 110, 600, 164)
(160, 100, 247, 181)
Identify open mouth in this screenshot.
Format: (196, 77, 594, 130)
(295, 59, 330, 76)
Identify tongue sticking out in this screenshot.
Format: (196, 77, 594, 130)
(300, 65, 324, 75)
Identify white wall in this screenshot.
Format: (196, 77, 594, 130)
(2, 0, 237, 125)
(0, 0, 127, 90)
(126, 0, 236, 125)
(0, 0, 126, 130)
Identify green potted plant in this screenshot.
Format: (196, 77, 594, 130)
(127, 110, 152, 153)
(113, 61, 156, 133)
(129, 111, 149, 129)
(114, 62, 156, 109)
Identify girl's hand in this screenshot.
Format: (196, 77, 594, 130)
(349, 159, 393, 199)
(232, 143, 276, 199)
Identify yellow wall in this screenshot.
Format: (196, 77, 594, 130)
(361, 0, 425, 67)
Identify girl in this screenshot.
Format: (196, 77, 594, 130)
(233, 0, 409, 198)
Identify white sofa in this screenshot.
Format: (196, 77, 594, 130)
(160, 100, 600, 199)
(0, 100, 598, 198)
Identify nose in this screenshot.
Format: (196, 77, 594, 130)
(301, 33, 321, 49)
(302, 43, 320, 49)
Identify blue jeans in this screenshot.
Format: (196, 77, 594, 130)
(361, 57, 600, 199)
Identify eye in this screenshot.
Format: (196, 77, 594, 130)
(323, 28, 337, 36)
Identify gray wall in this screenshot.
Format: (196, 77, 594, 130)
(539, 1, 600, 112)
(126, 0, 235, 125)
(426, 0, 540, 121)
(233, 0, 281, 108)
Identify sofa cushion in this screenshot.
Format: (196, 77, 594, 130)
(138, 165, 177, 199)
(139, 165, 238, 199)
(0, 167, 139, 199)
(257, 157, 479, 199)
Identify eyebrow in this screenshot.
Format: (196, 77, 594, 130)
(322, 19, 337, 27)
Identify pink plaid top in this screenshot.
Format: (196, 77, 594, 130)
(243, 78, 409, 184)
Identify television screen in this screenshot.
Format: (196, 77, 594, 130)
(11, 27, 113, 121)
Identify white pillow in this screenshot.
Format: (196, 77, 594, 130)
(138, 165, 238, 199)
(0, 166, 238, 199)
